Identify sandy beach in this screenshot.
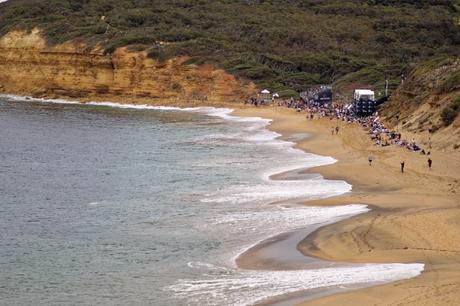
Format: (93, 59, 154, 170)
(233, 106, 460, 305)
(2, 94, 458, 304)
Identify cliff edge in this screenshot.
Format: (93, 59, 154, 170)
(0, 29, 256, 106)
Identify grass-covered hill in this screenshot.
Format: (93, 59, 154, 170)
(0, 0, 459, 97)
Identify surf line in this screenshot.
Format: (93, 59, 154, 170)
(2, 93, 425, 305)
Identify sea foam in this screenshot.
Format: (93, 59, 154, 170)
(168, 262, 424, 306)
(2, 94, 425, 305)
(209, 204, 370, 267)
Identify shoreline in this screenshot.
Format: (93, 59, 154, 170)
(3, 95, 459, 305)
(233, 106, 460, 305)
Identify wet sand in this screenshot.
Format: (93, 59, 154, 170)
(5, 94, 459, 304)
(233, 106, 460, 306)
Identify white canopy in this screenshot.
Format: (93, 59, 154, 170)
(355, 89, 375, 95)
(261, 89, 270, 94)
(354, 89, 375, 101)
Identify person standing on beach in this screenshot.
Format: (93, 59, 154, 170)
(428, 158, 432, 170)
(368, 153, 373, 166)
(401, 161, 405, 173)
(335, 126, 339, 134)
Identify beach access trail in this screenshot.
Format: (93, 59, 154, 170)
(233, 106, 460, 306)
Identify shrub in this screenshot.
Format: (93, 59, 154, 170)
(441, 107, 458, 126)
(277, 89, 299, 98)
(438, 70, 460, 93)
(125, 9, 155, 27)
(104, 34, 156, 54)
(0, 0, 458, 91)
(441, 96, 460, 126)
(230, 63, 277, 80)
(93, 23, 107, 35)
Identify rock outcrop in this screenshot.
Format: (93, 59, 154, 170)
(0, 29, 256, 106)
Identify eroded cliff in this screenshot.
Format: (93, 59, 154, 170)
(381, 57, 460, 151)
(0, 29, 256, 106)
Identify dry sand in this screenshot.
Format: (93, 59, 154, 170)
(233, 106, 460, 306)
(5, 93, 459, 304)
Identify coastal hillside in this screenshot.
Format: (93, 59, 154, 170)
(0, 0, 459, 96)
(381, 56, 460, 151)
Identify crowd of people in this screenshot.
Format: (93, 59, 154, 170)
(276, 97, 428, 155)
(246, 93, 435, 171)
(277, 97, 306, 110)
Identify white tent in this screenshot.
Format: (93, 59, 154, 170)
(259, 89, 271, 103)
(354, 89, 375, 101)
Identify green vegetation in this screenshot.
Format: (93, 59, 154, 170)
(441, 95, 460, 126)
(439, 70, 460, 93)
(0, 0, 459, 92)
(413, 56, 458, 76)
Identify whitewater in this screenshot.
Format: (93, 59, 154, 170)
(0, 94, 423, 305)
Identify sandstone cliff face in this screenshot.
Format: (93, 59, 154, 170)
(0, 29, 256, 105)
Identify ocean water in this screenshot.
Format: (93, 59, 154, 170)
(0, 96, 423, 306)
